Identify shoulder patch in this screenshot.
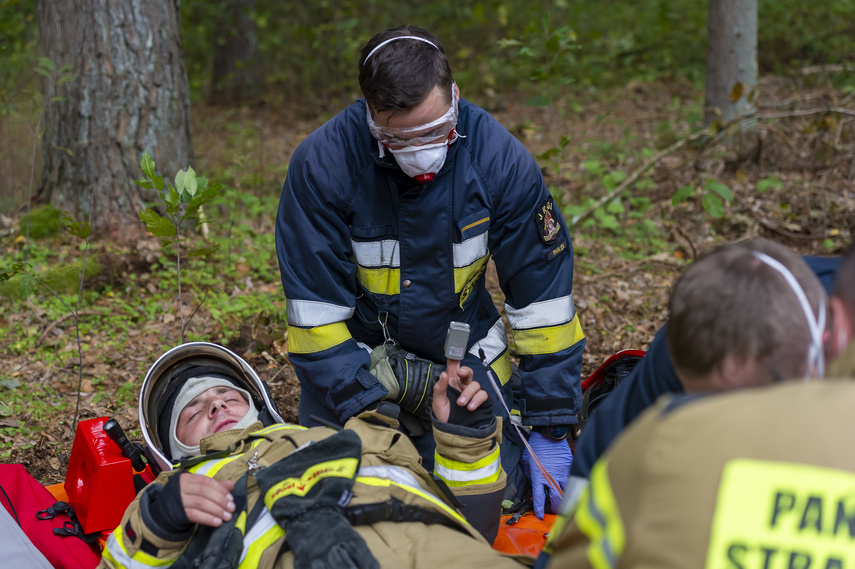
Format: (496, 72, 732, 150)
(535, 199, 561, 244)
(546, 238, 568, 261)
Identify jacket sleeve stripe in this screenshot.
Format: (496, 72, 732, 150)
(574, 458, 625, 569)
(512, 314, 585, 355)
(287, 299, 355, 327)
(102, 531, 174, 568)
(356, 475, 470, 526)
(287, 322, 352, 354)
(505, 295, 576, 329)
(434, 446, 502, 486)
(356, 267, 401, 295)
(468, 318, 512, 384)
(239, 510, 284, 567)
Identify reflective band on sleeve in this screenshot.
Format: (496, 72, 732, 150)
(355, 266, 401, 296)
(287, 322, 352, 354)
(574, 458, 625, 569)
(512, 314, 585, 356)
(705, 459, 855, 569)
(453, 231, 489, 268)
(505, 295, 576, 329)
(251, 424, 308, 436)
(287, 299, 355, 327)
(239, 508, 284, 568)
(469, 319, 512, 384)
(434, 445, 501, 487)
(352, 239, 401, 267)
(356, 475, 470, 527)
(102, 529, 175, 569)
(543, 475, 591, 555)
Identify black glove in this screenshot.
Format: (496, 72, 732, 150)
(254, 430, 378, 569)
(385, 344, 443, 421)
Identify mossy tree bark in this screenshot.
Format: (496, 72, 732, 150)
(37, 0, 193, 238)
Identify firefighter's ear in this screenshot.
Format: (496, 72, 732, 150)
(829, 296, 854, 360)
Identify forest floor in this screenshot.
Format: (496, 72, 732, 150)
(1, 73, 853, 485)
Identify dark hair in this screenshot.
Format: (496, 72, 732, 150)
(359, 25, 453, 113)
(667, 238, 826, 385)
(833, 241, 855, 320)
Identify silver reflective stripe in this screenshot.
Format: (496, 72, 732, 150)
(434, 455, 500, 484)
(359, 465, 423, 490)
(287, 299, 355, 327)
(505, 295, 576, 329)
(238, 508, 278, 565)
(352, 239, 400, 267)
(453, 232, 488, 268)
(103, 533, 153, 569)
(558, 475, 590, 516)
(468, 318, 507, 362)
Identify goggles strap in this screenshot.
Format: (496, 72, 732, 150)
(364, 36, 439, 64)
(751, 251, 826, 378)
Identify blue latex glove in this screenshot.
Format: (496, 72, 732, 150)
(523, 431, 572, 519)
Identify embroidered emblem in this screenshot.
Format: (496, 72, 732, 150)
(536, 199, 561, 244)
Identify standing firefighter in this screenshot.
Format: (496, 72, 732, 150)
(276, 25, 584, 518)
(100, 342, 529, 569)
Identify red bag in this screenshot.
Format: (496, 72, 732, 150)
(0, 464, 100, 569)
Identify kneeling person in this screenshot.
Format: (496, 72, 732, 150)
(100, 343, 527, 569)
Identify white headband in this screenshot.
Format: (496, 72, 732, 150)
(364, 35, 439, 64)
(751, 251, 826, 379)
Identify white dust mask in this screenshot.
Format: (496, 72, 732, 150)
(384, 132, 458, 182)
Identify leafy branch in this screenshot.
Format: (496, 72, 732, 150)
(134, 153, 222, 343)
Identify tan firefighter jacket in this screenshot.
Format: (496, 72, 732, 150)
(99, 408, 531, 569)
(543, 340, 855, 569)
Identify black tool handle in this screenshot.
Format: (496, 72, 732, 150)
(103, 418, 147, 472)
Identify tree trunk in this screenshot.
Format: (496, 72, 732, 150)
(704, 0, 758, 127)
(37, 0, 193, 238)
(210, 0, 259, 105)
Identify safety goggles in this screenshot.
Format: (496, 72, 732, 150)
(367, 84, 458, 149)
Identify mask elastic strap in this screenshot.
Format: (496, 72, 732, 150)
(751, 251, 826, 379)
(364, 36, 439, 64)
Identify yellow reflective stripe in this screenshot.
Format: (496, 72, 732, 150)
(453, 254, 489, 292)
(188, 439, 265, 477)
(575, 458, 625, 569)
(287, 322, 351, 354)
(356, 475, 469, 526)
(434, 445, 501, 486)
(264, 457, 360, 505)
(512, 313, 585, 355)
(355, 266, 401, 295)
(104, 528, 175, 568)
(239, 513, 284, 568)
(492, 350, 512, 385)
(252, 423, 307, 436)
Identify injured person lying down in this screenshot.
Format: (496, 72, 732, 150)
(98, 342, 529, 569)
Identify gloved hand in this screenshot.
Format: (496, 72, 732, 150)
(254, 430, 378, 569)
(384, 344, 443, 420)
(523, 431, 572, 519)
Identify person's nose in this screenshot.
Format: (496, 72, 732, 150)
(208, 397, 229, 416)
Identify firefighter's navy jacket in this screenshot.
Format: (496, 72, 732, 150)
(276, 98, 585, 427)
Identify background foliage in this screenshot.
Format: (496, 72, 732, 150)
(0, 0, 854, 471)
